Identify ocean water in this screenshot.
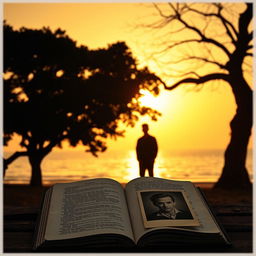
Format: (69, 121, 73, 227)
(3, 149, 253, 185)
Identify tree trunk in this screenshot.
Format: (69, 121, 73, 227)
(28, 153, 44, 186)
(215, 78, 252, 190)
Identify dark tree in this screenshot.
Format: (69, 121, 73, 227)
(4, 23, 162, 186)
(142, 3, 252, 189)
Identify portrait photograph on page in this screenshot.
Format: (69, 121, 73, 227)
(137, 190, 200, 228)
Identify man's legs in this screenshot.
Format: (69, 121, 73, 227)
(139, 161, 146, 177)
(147, 161, 154, 177)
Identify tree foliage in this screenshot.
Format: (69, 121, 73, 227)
(142, 3, 252, 189)
(4, 23, 163, 185)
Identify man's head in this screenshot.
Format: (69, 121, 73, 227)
(142, 123, 149, 135)
(150, 193, 176, 213)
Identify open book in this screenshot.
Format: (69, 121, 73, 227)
(33, 177, 231, 252)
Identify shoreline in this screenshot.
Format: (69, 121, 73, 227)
(3, 181, 215, 188)
(4, 182, 252, 208)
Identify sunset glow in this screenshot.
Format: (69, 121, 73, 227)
(3, 3, 242, 153)
(139, 89, 167, 110)
(3, 2, 253, 185)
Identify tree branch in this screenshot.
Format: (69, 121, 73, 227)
(239, 3, 252, 35)
(153, 3, 170, 19)
(43, 140, 59, 155)
(160, 72, 229, 91)
(165, 55, 227, 70)
(246, 53, 253, 57)
(3, 151, 28, 175)
(186, 4, 238, 43)
(154, 3, 232, 58)
(178, 16, 231, 58)
(151, 39, 207, 57)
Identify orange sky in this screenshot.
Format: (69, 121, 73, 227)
(3, 2, 252, 155)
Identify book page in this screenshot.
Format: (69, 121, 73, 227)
(45, 178, 134, 241)
(125, 177, 221, 243)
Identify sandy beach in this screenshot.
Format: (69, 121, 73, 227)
(4, 182, 252, 208)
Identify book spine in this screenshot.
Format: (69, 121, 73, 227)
(32, 187, 53, 250)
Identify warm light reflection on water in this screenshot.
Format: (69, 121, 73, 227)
(122, 151, 164, 181)
(4, 149, 253, 185)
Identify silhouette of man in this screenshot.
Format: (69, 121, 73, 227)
(136, 123, 158, 177)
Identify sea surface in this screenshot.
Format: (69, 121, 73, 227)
(3, 149, 253, 185)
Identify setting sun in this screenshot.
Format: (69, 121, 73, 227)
(3, 2, 252, 186)
(139, 89, 166, 110)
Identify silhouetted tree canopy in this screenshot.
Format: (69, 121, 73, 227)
(142, 3, 252, 190)
(4, 23, 163, 186)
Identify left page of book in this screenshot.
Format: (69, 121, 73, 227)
(44, 178, 134, 241)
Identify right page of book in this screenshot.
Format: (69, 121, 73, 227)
(125, 177, 221, 243)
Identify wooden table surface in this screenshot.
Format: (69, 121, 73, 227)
(4, 204, 252, 253)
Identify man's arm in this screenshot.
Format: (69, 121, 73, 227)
(136, 139, 141, 161)
(153, 137, 158, 159)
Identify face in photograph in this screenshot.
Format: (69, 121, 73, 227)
(137, 190, 199, 228)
